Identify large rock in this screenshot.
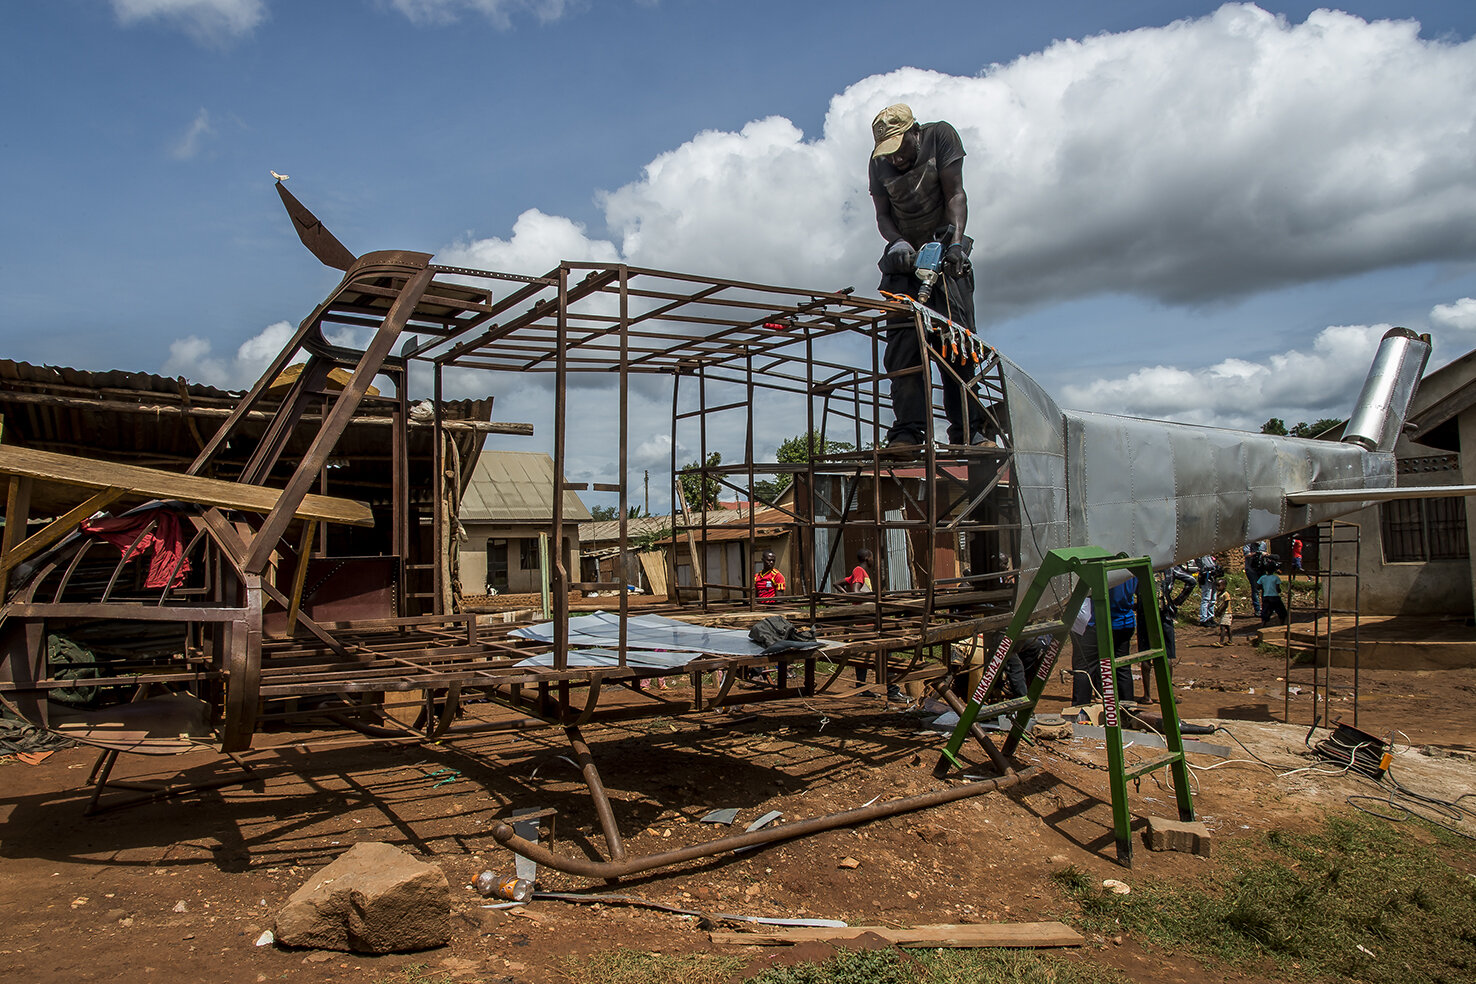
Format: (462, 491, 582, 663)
(274, 842, 450, 953)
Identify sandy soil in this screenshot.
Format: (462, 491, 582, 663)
(2, 619, 1473, 984)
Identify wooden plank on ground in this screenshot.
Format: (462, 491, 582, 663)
(709, 921, 1083, 949)
(0, 445, 373, 527)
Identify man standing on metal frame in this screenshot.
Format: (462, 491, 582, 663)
(869, 102, 986, 448)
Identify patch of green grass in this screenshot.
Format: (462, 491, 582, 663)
(745, 947, 1126, 984)
(571, 950, 746, 984)
(1052, 814, 1476, 983)
(568, 945, 1127, 984)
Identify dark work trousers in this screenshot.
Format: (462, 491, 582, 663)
(1135, 609, 1176, 701)
(1003, 635, 1049, 698)
(877, 266, 984, 444)
(1072, 625, 1135, 706)
(1261, 597, 1288, 625)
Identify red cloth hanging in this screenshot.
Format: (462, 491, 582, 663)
(81, 510, 191, 589)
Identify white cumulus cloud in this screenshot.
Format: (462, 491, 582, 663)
(438, 209, 619, 274)
(163, 320, 295, 389)
(111, 0, 265, 45)
(471, 4, 1476, 322)
(1061, 298, 1476, 429)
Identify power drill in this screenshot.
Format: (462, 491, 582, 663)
(914, 241, 944, 303)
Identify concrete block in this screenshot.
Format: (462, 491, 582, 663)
(1145, 816, 1212, 856)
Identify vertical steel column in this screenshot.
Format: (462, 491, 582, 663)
(871, 322, 885, 635)
(617, 266, 629, 667)
(553, 266, 570, 674)
(919, 308, 937, 627)
(1351, 523, 1362, 726)
(669, 370, 681, 605)
(433, 363, 445, 614)
(698, 365, 709, 612)
(392, 366, 409, 616)
(805, 330, 817, 620)
(745, 350, 756, 608)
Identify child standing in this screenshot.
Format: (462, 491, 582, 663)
(1213, 577, 1232, 646)
(1259, 562, 1288, 626)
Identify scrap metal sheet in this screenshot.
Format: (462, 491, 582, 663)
(514, 647, 698, 670)
(511, 611, 767, 657)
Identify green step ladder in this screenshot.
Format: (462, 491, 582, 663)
(935, 546, 1195, 865)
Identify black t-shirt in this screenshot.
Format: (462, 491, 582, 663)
(869, 121, 967, 248)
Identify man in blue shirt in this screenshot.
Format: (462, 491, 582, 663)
(1070, 576, 1137, 707)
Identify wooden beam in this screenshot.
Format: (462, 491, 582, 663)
(0, 445, 373, 527)
(708, 921, 1083, 948)
(284, 520, 318, 636)
(0, 487, 126, 577)
(0, 475, 32, 599)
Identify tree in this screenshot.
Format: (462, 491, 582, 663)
(678, 452, 723, 510)
(1260, 418, 1288, 436)
(590, 504, 647, 522)
(754, 431, 856, 504)
(1290, 417, 1345, 439)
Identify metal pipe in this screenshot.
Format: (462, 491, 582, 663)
(930, 681, 1012, 776)
(565, 724, 626, 861)
(492, 766, 1037, 879)
(1342, 327, 1430, 452)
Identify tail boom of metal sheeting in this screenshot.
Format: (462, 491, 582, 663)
(998, 330, 1435, 586)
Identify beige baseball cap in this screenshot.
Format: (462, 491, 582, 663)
(871, 103, 916, 157)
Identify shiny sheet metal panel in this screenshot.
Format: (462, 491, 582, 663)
(998, 356, 1067, 583)
(1344, 328, 1431, 451)
(1060, 410, 1397, 570)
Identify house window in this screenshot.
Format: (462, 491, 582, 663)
(1379, 496, 1469, 562)
(520, 538, 540, 570)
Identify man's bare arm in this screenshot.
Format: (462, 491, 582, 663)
(873, 192, 905, 245)
(939, 158, 967, 246)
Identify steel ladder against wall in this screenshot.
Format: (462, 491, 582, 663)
(934, 546, 1196, 866)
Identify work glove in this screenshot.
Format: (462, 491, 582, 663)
(943, 242, 970, 278)
(879, 239, 916, 275)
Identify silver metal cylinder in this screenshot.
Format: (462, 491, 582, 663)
(1341, 327, 1430, 452)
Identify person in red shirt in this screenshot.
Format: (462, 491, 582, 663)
(840, 548, 875, 594)
(754, 550, 786, 604)
(1291, 534, 1304, 572)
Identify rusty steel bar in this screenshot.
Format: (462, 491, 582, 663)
(618, 266, 629, 666)
(931, 680, 1012, 775)
(492, 766, 1037, 880)
(553, 265, 570, 672)
(244, 263, 436, 574)
(565, 724, 626, 862)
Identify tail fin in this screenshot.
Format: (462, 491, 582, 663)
(275, 180, 357, 272)
(1341, 327, 1431, 452)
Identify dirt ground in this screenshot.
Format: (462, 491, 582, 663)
(3, 618, 1475, 984)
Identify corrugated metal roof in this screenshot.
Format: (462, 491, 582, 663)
(0, 359, 494, 513)
(657, 505, 796, 544)
(460, 450, 593, 523)
(579, 516, 675, 543)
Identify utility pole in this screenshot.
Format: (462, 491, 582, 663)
(644, 469, 649, 516)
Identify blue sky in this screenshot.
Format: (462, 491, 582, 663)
(5, 2, 1476, 505)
